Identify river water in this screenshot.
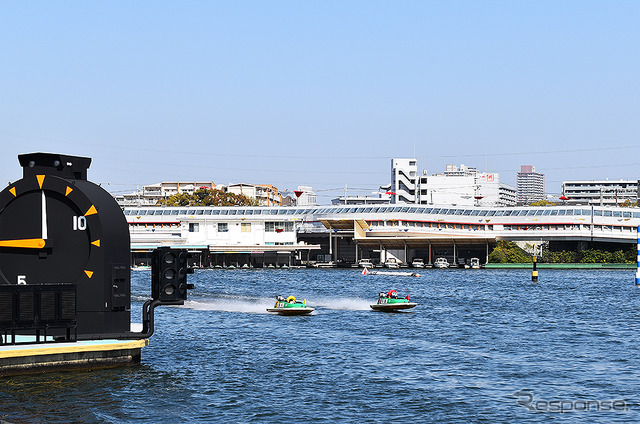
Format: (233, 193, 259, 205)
(2, 268, 639, 423)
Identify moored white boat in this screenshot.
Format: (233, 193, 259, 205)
(470, 257, 481, 269)
(384, 258, 400, 268)
(433, 257, 449, 268)
(411, 258, 425, 268)
(358, 259, 374, 268)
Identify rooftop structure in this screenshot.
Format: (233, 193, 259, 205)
(294, 186, 317, 206)
(331, 192, 392, 205)
(443, 164, 479, 177)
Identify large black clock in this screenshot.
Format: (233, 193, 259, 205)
(0, 153, 131, 338)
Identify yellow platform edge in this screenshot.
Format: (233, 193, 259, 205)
(0, 339, 149, 359)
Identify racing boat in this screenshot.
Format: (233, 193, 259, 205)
(362, 267, 420, 277)
(370, 290, 418, 312)
(266, 295, 314, 315)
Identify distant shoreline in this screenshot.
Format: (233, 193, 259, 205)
(484, 263, 635, 269)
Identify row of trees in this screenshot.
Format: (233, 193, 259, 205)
(488, 240, 635, 263)
(157, 188, 258, 207)
(542, 248, 634, 264)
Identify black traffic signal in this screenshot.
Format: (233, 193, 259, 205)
(151, 248, 194, 302)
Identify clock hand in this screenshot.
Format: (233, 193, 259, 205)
(42, 190, 48, 240)
(0, 238, 46, 248)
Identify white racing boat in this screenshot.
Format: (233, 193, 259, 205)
(362, 268, 420, 277)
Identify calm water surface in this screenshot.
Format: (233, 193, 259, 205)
(2, 268, 640, 423)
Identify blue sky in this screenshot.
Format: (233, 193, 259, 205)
(1, 1, 638, 203)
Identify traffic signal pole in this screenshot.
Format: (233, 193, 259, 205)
(122, 248, 194, 339)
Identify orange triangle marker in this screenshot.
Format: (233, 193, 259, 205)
(65, 186, 73, 196)
(37, 175, 45, 189)
(9, 187, 16, 197)
(85, 205, 97, 216)
(91, 239, 101, 247)
(84, 270, 94, 278)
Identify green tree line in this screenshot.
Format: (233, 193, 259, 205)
(157, 188, 257, 207)
(488, 240, 635, 263)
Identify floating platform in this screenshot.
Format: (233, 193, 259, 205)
(0, 338, 148, 377)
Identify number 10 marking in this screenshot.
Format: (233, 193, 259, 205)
(73, 216, 87, 231)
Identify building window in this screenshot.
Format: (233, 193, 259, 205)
(241, 223, 251, 232)
(265, 222, 294, 232)
(188, 223, 199, 232)
(218, 223, 228, 232)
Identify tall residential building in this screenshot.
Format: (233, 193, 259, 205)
(390, 159, 418, 204)
(516, 165, 545, 204)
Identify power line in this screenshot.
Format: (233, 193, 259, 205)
(100, 143, 640, 160)
(2, 131, 638, 160)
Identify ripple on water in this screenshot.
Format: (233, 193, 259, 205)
(1, 268, 639, 423)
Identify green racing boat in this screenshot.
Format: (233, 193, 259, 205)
(370, 290, 417, 311)
(267, 295, 315, 315)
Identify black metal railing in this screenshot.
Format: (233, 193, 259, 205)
(0, 284, 77, 345)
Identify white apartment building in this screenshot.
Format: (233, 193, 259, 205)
(226, 183, 283, 206)
(390, 159, 418, 203)
(419, 171, 515, 207)
(562, 180, 640, 206)
(294, 186, 317, 206)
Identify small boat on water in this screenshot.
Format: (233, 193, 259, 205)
(370, 290, 418, 312)
(411, 258, 425, 268)
(362, 267, 420, 277)
(131, 265, 151, 271)
(384, 258, 400, 268)
(470, 257, 481, 269)
(433, 257, 449, 269)
(358, 259, 374, 268)
(266, 295, 314, 315)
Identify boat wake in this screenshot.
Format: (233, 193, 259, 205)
(184, 298, 274, 314)
(182, 296, 371, 312)
(312, 297, 372, 311)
